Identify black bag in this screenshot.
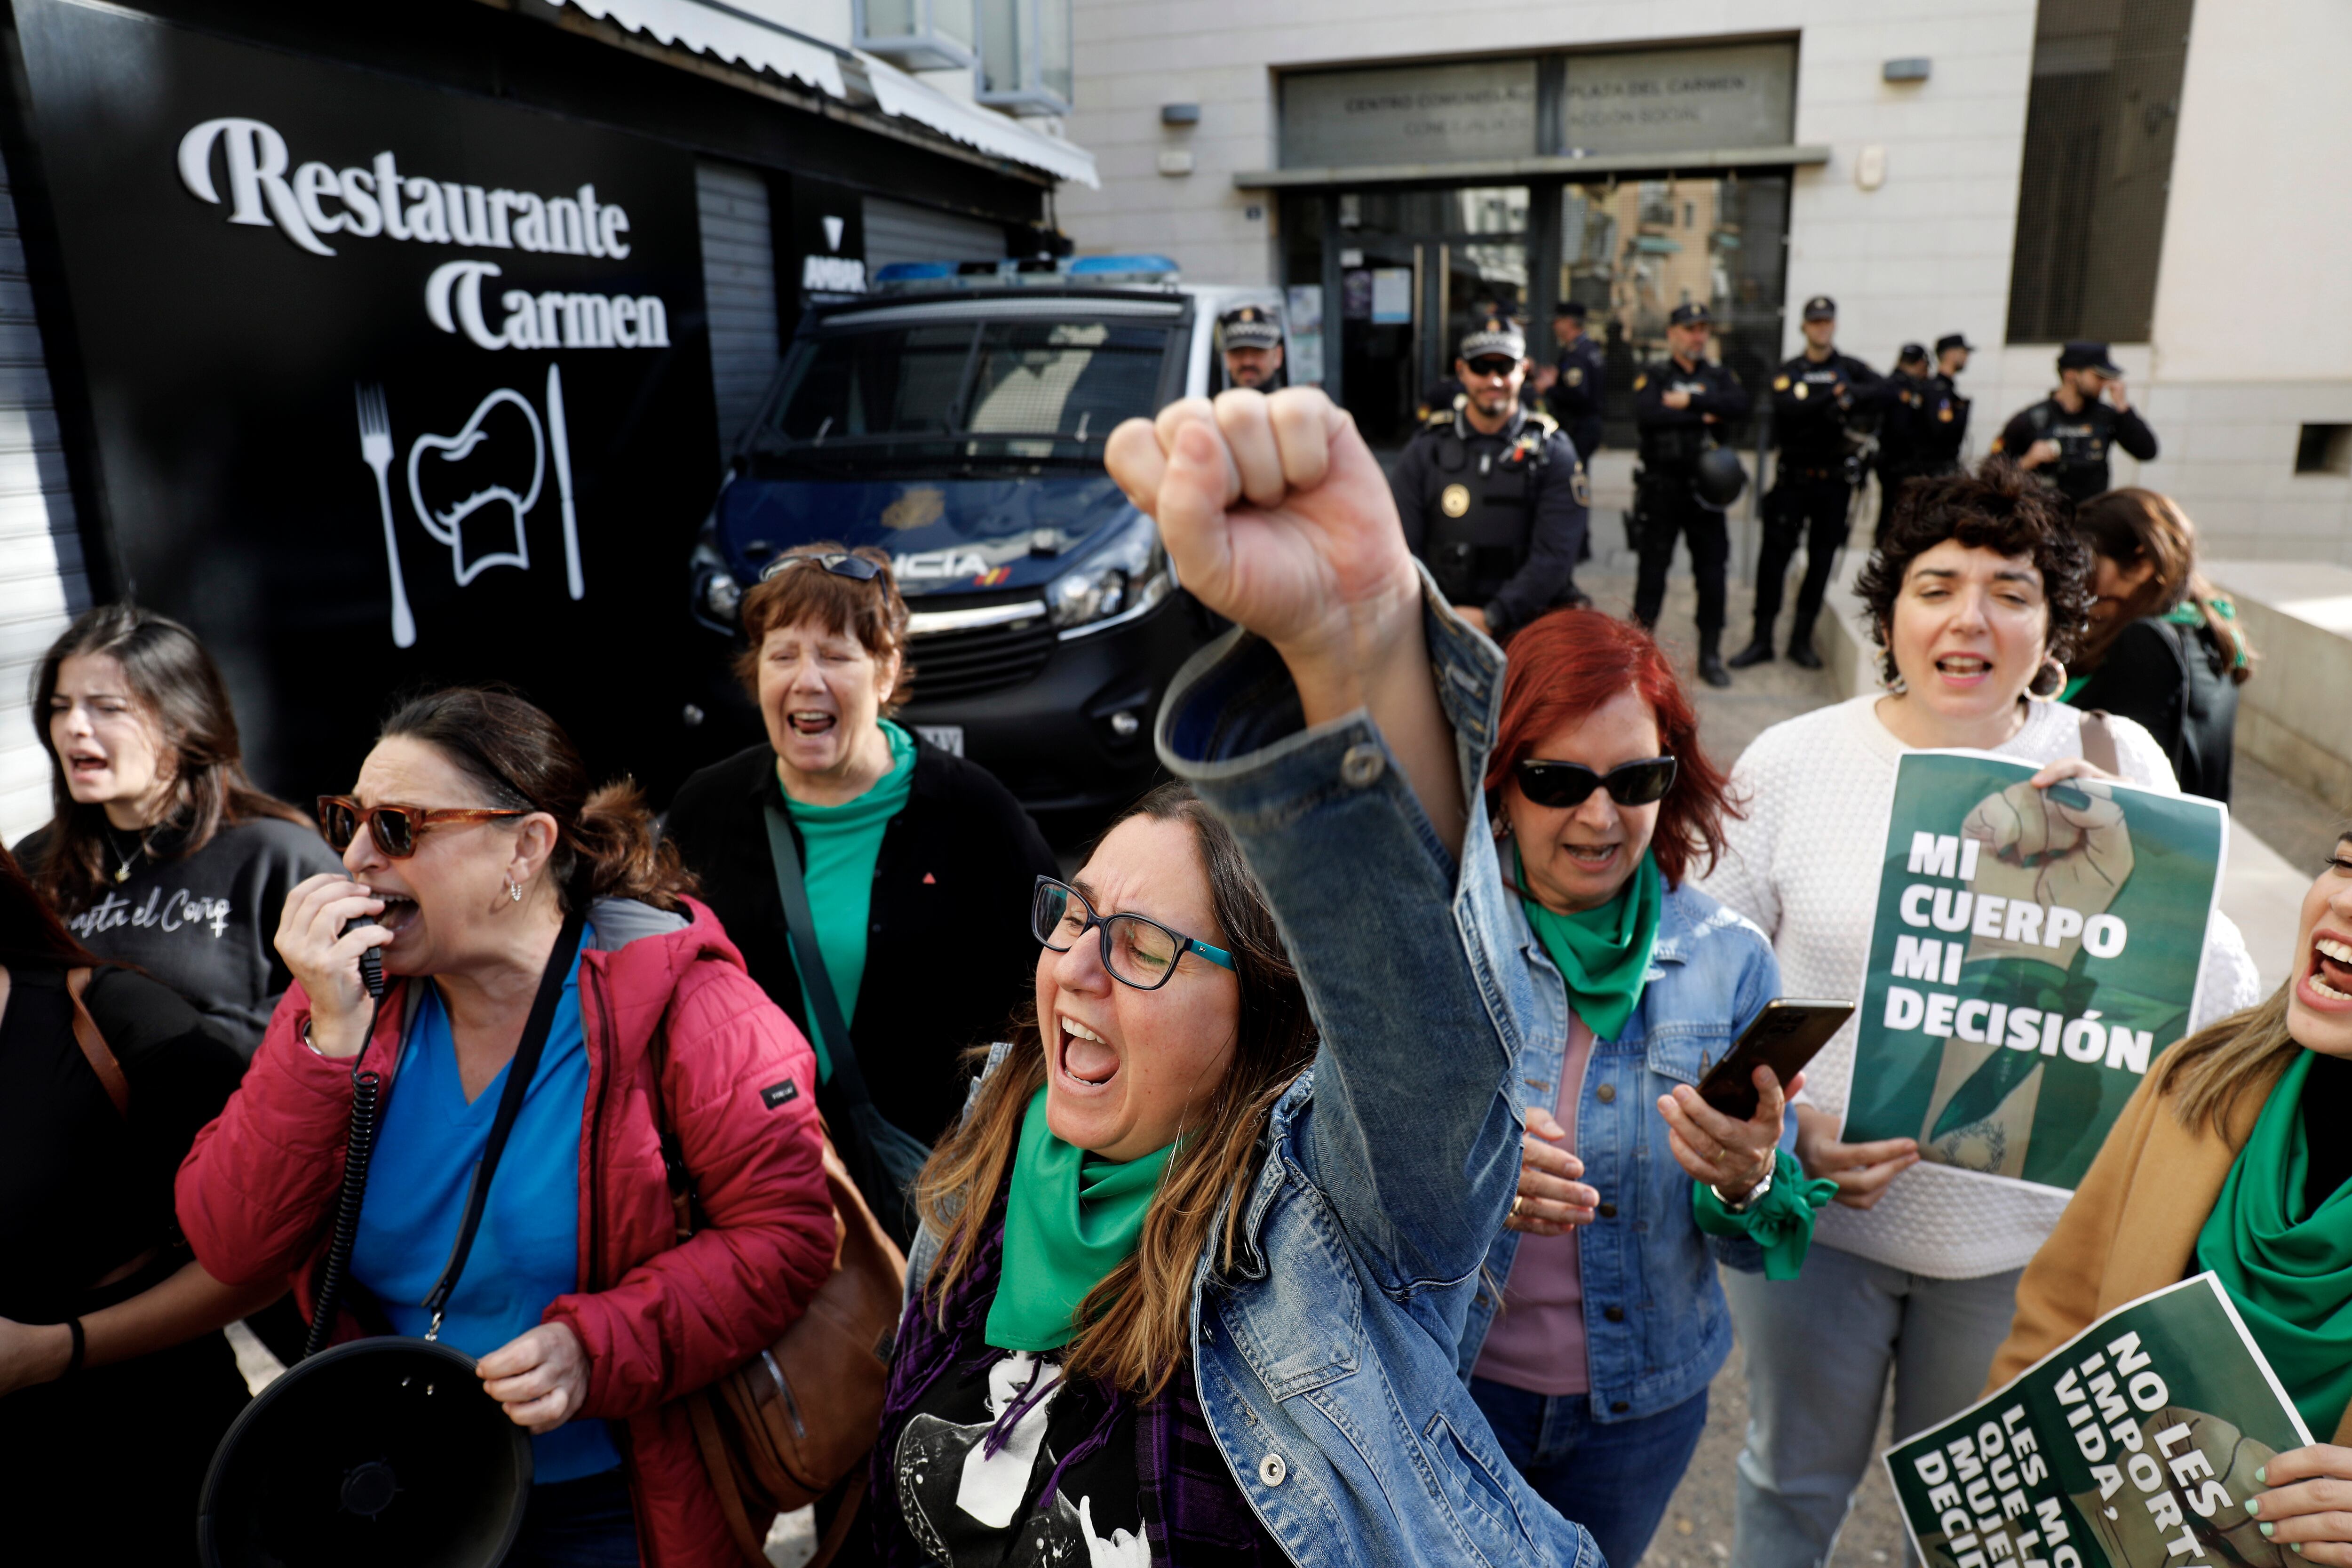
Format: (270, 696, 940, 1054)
(762, 803, 931, 1250)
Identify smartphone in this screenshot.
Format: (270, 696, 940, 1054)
(1696, 999, 1855, 1120)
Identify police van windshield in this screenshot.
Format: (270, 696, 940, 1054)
(756, 318, 1173, 467)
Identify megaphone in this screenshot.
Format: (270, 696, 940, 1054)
(199, 1336, 532, 1568)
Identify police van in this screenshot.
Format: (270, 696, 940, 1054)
(687, 256, 1287, 832)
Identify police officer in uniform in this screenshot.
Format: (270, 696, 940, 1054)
(1390, 315, 1590, 639)
(1219, 303, 1285, 390)
(1931, 332, 1974, 471)
(1993, 340, 2156, 506)
(1532, 300, 1606, 465)
(1632, 301, 1751, 686)
(1874, 343, 1939, 546)
(1731, 294, 1881, 671)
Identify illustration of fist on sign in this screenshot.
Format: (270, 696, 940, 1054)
(1843, 753, 2226, 1194)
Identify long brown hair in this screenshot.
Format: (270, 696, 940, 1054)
(912, 782, 1316, 1400)
(378, 688, 695, 915)
(2153, 985, 2296, 1135)
(2073, 489, 2256, 683)
(31, 604, 312, 914)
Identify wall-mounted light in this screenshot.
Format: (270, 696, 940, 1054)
(1883, 57, 1931, 83)
(1161, 103, 1201, 127)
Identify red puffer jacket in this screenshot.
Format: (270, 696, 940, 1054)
(176, 897, 834, 1567)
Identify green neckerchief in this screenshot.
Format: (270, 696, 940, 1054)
(1516, 847, 1662, 1042)
(2168, 596, 2251, 669)
(2058, 674, 2090, 704)
(2194, 1050, 2352, 1437)
(1691, 1151, 1839, 1279)
(986, 1088, 1176, 1353)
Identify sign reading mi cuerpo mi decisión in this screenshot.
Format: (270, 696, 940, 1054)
(1841, 752, 2226, 1194)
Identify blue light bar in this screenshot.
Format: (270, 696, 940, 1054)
(1068, 254, 1179, 276)
(872, 261, 960, 281)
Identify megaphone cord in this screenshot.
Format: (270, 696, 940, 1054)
(302, 990, 388, 1361)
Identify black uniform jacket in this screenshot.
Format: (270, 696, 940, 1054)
(1994, 395, 2158, 504)
(1880, 369, 1970, 476)
(1634, 357, 1751, 470)
(1769, 350, 1881, 470)
(663, 737, 1057, 1145)
(1390, 402, 1589, 638)
(1547, 335, 1607, 454)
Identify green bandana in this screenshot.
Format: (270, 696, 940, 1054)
(2194, 1050, 2352, 1438)
(986, 1088, 1176, 1353)
(1517, 847, 1662, 1042)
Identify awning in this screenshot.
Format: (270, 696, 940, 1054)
(1233, 144, 1832, 190)
(563, 0, 1096, 187)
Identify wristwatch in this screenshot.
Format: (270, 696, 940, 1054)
(1713, 1164, 1775, 1214)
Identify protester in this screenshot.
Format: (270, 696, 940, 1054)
(2065, 489, 2254, 804)
(1990, 833, 2352, 1536)
(1461, 606, 1826, 1568)
(18, 604, 341, 1055)
(859, 385, 1605, 1564)
(1702, 462, 2261, 1568)
(664, 543, 1055, 1174)
(176, 688, 836, 1565)
(0, 843, 275, 1565)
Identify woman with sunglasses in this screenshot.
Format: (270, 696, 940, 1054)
(1457, 606, 1821, 1568)
(665, 543, 1055, 1234)
(1700, 465, 2259, 1568)
(177, 688, 836, 1567)
(854, 385, 1610, 1566)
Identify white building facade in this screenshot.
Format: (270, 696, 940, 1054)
(1058, 0, 2352, 563)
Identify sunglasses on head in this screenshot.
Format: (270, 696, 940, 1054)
(760, 551, 882, 583)
(1513, 756, 1678, 810)
(317, 796, 526, 859)
(1465, 357, 1520, 379)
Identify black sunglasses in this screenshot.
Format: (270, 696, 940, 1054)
(1465, 356, 1520, 379)
(760, 551, 882, 583)
(1514, 756, 1678, 810)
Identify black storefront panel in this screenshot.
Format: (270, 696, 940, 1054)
(12, 0, 718, 800)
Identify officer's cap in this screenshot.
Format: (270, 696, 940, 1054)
(1667, 301, 1713, 328)
(1801, 295, 1836, 321)
(1553, 300, 1589, 320)
(1459, 315, 1526, 362)
(2057, 340, 2121, 375)
(1219, 305, 1283, 351)
(1898, 342, 1929, 365)
(1935, 333, 1974, 355)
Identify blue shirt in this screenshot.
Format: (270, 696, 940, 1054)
(350, 936, 621, 1482)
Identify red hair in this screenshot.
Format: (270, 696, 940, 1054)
(1483, 608, 1739, 889)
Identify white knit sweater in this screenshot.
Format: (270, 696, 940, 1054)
(1700, 694, 2263, 1279)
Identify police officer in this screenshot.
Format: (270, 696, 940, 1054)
(1219, 303, 1285, 390)
(1531, 300, 1606, 464)
(1874, 343, 1939, 546)
(1632, 301, 1751, 686)
(1993, 340, 2157, 507)
(1731, 294, 1881, 672)
(1391, 314, 1590, 639)
(1931, 332, 1974, 471)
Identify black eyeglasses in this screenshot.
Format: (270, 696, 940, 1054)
(760, 551, 882, 583)
(1032, 876, 1235, 992)
(1513, 756, 1678, 810)
(1465, 357, 1520, 379)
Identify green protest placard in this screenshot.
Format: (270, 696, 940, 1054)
(1885, 1274, 2308, 1568)
(1841, 751, 2226, 1194)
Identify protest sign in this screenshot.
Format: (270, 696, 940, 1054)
(1885, 1274, 2308, 1568)
(1842, 751, 2226, 1194)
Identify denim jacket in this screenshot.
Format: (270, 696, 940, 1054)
(1454, 879, 1784, 1421)
(907, 574, 1601, 1568)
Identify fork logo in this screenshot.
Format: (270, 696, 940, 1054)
(407, 389, 545, 584)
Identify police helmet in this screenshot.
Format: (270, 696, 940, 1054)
(1693, 447, 1748, 509)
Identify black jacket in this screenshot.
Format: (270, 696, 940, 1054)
(1769, 350, 1882, 468)
(1634, 357, 1750, 470)
(663, 739, 1057, 1145)
(2068, 617, 2240, 804)
(1995, 395, 2158, 505)
(1390, 403, 1589, 637)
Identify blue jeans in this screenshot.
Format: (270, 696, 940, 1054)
(509, 1468, 640, 1568)
(1469, 1377, 1709, 1568)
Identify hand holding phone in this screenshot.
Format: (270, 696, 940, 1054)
(1697, 999, 1854, 1121)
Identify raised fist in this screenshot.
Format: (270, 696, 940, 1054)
(1960, 777, 2134, 969)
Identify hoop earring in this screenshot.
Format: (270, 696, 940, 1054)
(2030, 656, 2066, 699)
(506, 878, 524, 903)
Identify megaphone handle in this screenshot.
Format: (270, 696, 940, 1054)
(302, 1061, 384, 1361)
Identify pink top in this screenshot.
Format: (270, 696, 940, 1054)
(1471, 1012, 1597, 1396)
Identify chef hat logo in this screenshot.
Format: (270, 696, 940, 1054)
(405, 388, 547, 585)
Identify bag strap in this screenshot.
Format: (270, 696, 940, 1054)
(65, 967, 128, 1119)
(763, 800, 886, 1117)
(421, 907, 587, 1335)
(2078, 708, 2120, 775)
(688, 1392, 774, 1566)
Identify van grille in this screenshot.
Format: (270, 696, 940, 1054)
(906, 616, 1057, 703)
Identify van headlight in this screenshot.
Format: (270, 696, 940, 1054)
(1048, 512, 1174, 634)
(689, 526, 742, 631)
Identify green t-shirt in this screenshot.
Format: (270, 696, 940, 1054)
(782, 719, 917, 1082)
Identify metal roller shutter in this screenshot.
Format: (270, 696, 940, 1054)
(697, 160, 781, 459)
(0, 146, 87, 843)
(862, 195, 1007, 271)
